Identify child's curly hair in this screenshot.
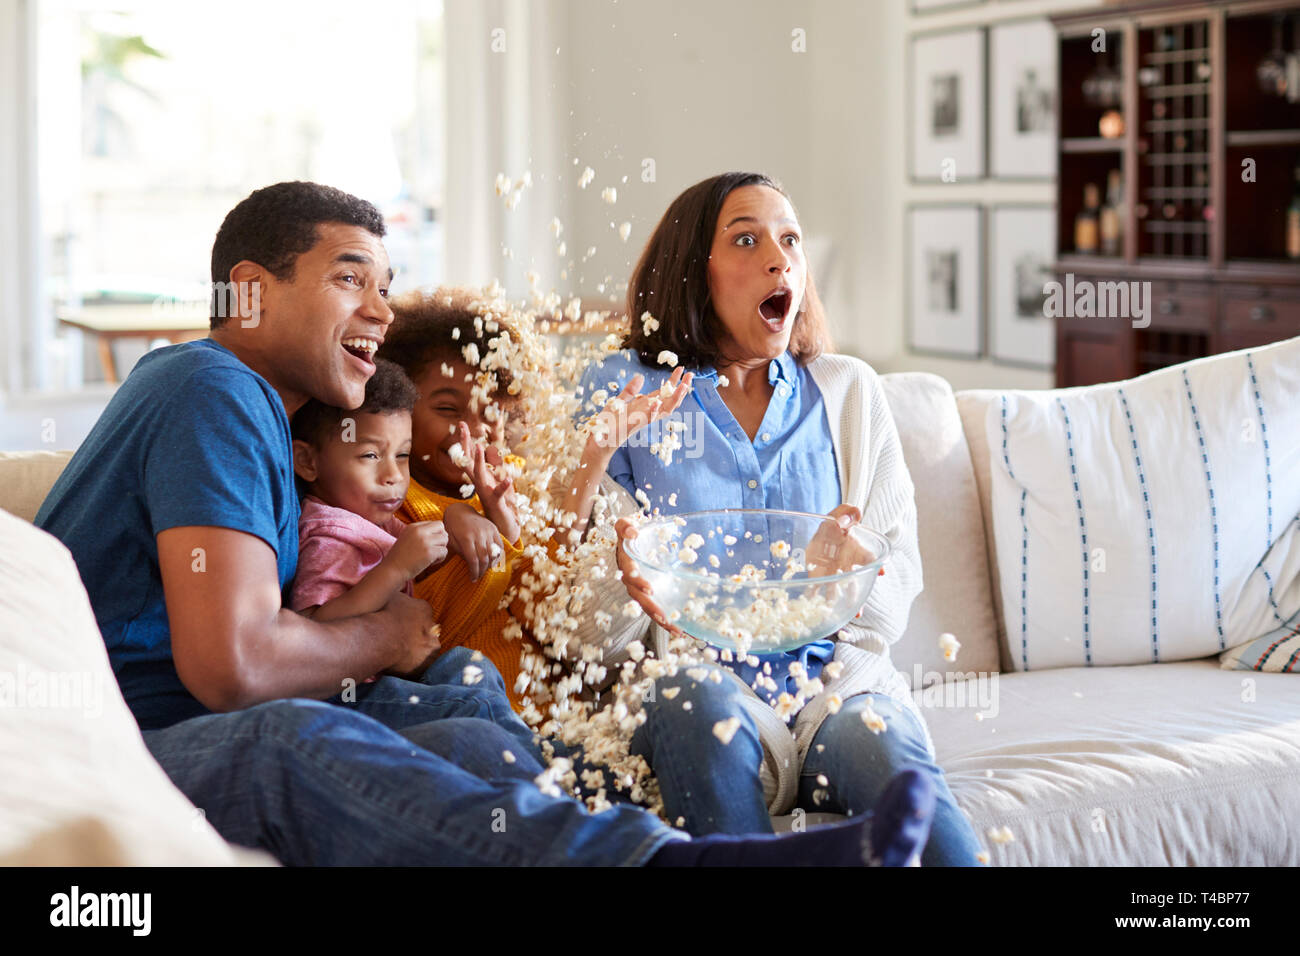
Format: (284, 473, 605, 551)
(291, 357, 419, 447)
(378, 286, 518, 404)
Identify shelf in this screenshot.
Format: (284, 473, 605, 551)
(1142, 153, 1211, 164)
(1141, 48, 1209, 63)
(1145, 186, 1210, 198)
(1142, 82, 1209, 96)
(1225, 129, 1300, 147)
(1143, 221, 1210, 233)
(1145, 118, 1211, 131)
(1061, 137, 1125, 154)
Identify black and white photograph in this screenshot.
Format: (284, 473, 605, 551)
(910, 28, 986, 180)
(907, 205, 983, 357)
(990, 204, 1055, 367)
(989, 19, 1058, 179)
(931, 74, 961, 137)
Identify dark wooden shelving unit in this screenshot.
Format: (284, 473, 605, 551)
(1051, 0, 1300, 387)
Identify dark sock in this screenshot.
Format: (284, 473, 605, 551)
(647, 815, 873, 867)
(866, 768, 936, 867)
(648, 767, 937, 868)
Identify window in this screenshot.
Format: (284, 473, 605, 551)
(34, 0, 446, 389)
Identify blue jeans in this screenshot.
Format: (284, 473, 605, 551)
(631, 666, 984, 866)
(140, 648, 681, 865)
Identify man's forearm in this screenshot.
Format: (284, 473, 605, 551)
(224, 607, 399, 709)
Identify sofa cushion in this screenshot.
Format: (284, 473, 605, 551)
(925, 659, 1300, 865)
(982, 336, 1300, 670)
(880, 372, 1000, 688)
(0, 507, 271, 864)
(1220, 623, 1300, 672)
(0, 450, 73, 523)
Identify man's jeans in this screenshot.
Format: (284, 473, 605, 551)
(140, 648, 681, 865)
(631, 664, 985, 866)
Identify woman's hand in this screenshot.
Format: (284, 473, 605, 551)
(443, 501, 505, 582)
(588, 367, 693, 453)
(458, 421, 520, 544)
(615, 518, 683, 636)
(805, 504, 870, 578)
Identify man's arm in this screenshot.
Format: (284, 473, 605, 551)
(158, 525, 439, 712)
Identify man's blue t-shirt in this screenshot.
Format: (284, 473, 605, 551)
(35, 338, 300, 730)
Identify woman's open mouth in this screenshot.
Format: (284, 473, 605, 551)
(341, 336, 379, 368)
(758, 289, 792, 332)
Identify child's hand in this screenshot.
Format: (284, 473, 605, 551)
(457, 421, 521, 545)
(587, 366, 693, 453)
(443, 500, 506, 582)
(385, 520, 450, 581)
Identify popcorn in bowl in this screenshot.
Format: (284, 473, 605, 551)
(623, 508, 890, 654)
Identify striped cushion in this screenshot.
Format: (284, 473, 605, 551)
(1220, 624, 1300, 673)
(987, 334, 1300, 671)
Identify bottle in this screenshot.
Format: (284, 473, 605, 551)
(1075, 183, 1101, 254)
(1288, 164, 1300, 260)
(1100, 169, 1123, 257)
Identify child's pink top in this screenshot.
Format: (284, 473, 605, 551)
(290, 495, 412, 612)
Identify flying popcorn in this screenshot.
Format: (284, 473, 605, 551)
(976, 851, 990, 865)
(826, 693, 843, 714)
(683, 533, 705, 550)
(494, 173, 510, 196)
(770, 539, 791, 560)
(640, 311, 660, 334)
(988, 826, 1015, 845)
(657, 350, 678, 368)
(602, 187, 617, 204)
(712, 717, 741, 745)
(939, 632, 961, 662)
(677, 547, 698, 564)
(447, 442, 471, 469)
(459, 483, 475, 497)
(618, 222, 632, 242)
(578, 166, 595, 188)
(503, 750, 516, 764)
(860, 702, 887, 734)
(621, 599, 641, 619)
(462, 665, 484, 685)
(462, 342, 481, 366)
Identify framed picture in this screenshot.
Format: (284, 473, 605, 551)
(909, 28, 986, 182)
(911, 0, 985, 13)
(989, 205, 1056, 368)
(906, 205, 984, 358)
(989, 19, 1059, 179)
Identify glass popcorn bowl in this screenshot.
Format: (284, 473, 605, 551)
(623, 508, 891, 654)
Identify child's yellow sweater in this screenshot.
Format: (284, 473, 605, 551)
(398, 476, 535, 711)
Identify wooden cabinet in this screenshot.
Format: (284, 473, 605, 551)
(1052, 0, 1300, 386)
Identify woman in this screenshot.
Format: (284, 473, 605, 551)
(573, 172, 983, 866)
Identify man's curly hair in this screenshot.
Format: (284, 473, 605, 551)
(209, 181, 386, 330)
(291, 358, 418, 448)
(378, 286, 517, 401)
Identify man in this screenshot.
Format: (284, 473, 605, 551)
(35, 181, 933, 866)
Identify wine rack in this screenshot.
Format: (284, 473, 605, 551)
(1137, 20, 1212, 260)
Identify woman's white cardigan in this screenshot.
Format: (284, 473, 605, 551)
(567, 353, 931, 815)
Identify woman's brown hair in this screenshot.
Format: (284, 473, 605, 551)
(623, 172, 833, 369)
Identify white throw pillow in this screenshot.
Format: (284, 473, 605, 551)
(987, 335, 1300, 670)
(0, 508, 258, 864)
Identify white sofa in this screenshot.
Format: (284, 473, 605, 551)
(3, 349, 1297, 866)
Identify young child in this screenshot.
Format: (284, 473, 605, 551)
(288, 358, 450, 636)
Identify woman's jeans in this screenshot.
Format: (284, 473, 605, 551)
(629, 664, 985, 866)
(140, 648, 681, 866)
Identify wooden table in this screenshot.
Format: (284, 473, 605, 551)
(58, 304, 209, 384)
